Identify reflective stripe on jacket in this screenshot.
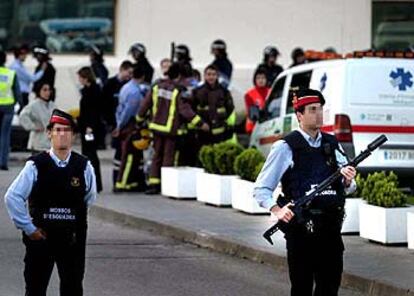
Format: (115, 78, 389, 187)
(191, 82, 235, 135)
(148, 85, 179, 133)
(138, 79, 202, 136)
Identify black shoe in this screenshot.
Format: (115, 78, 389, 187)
(0, 165, 8, 171)
(145, 185, 160, 195)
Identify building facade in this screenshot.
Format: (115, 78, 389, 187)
(3, 0, 412, 111)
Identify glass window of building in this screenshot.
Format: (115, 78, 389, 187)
(372, 1, 414, 51)
(0, 0, 115, 53)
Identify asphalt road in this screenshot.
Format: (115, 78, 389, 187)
(0, 161, 364, 296)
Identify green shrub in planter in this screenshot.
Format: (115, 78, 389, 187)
(234, 148, 265, 182)
(361, 171, 407, 208)
(214, 142, 244, 175)
(351, 174, 365, 198)
(253, 161, 265, 182)
(199, 145, 216, 174)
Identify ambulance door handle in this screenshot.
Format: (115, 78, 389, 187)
(274, 129, 280, 134)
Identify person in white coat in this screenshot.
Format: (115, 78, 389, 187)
(19, 83, 56, 153)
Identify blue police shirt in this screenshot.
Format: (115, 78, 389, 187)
(116, 80, 149, 129)
(9, 59, 44, 94)
(254, 128, 356, 210)
(4, 149, 97, 235)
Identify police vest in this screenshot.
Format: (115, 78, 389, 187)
(279, 131, 345, 213)
(0, 67, 16, 106)
(28, 151, 88, 231)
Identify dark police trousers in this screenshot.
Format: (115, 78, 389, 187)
(81, 135, 102, 192)
(285, 219, 344, 296)
(23, 228, 87, 296)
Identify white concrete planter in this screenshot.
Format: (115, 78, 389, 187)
(231, 178, 268, 214)
(161, 167, 203, 199)
(231, 178, 282, 214)
(196, 172, 238, 206)
(359, 203, 414, 244)
(341, 198, 363, 234)
(408, 212, 414, 250)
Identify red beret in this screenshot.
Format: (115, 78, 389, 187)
(292, 89, 325, 111)
(49, 109, 75, 127)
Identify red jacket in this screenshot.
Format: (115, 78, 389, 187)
(244, 86, 270, 134)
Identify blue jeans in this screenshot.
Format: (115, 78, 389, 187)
(0, 110, 13, 167)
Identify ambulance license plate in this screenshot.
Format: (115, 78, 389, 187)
(382, 149, 414, 161)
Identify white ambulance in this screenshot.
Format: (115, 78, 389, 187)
(249, 51, 414, 181)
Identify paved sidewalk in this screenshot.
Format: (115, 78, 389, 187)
(9, 150, 414, 296)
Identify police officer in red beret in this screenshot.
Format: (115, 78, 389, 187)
(5, 109, 97, 296)
(254, 89, 356, 296)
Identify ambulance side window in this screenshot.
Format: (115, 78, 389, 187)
(286, 71, 312, 114)
(265, 76, 285, 119)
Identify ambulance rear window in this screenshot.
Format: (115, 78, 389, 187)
(286, 70, 312, 113)
(265, 76, 286, 119)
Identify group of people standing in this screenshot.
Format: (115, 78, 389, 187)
(0, 44, 55, 171)
(0, 40, 310, 194)
(0, 43, 107, 195)
(112, 40, 237, 194)
(108, 41, 310, 195)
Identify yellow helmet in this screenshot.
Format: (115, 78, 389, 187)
(132, 128, 152, 150)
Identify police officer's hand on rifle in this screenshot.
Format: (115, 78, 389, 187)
(28, 228, 47, 241)
(271, 202, 295, 223)
(340, 166, 356, 186)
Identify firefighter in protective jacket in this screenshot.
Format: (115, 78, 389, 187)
(136, 63, 208, 194)
(191, 64, 236, 146)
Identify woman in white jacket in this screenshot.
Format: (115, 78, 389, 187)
(19, 83, 56, 153)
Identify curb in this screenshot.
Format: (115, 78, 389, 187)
(91, 205, 414, 296)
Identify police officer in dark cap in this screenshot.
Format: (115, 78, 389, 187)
(89, 44, 109, 88)
(210, 39, 233, 88)
(129, 42, 154, 84)
(174, 44, 193, 78)
(255, 45, 284, 87)
(5, 109, 97, 296)
(254, 89, 357, 296)
(33, 45, 56, 101)
(290, 47, 307, 68)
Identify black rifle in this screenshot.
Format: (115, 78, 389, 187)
(263, 134, 388, 245)
(170, 42, 175, 62)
